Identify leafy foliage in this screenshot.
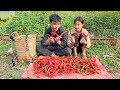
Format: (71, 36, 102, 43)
(0, 11, 120, 38)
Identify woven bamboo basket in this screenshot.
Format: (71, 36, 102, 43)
(13, 34, 37, 62)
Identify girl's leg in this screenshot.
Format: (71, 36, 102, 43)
(73, 46, 77, 57)
(81, 46, 86, 56)
(81, 46, 87, 59)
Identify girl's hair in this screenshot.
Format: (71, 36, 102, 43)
(74, 16, 84, 24)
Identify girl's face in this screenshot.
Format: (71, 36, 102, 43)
(74, 21, 83, 32)
(50, 21, 60, 32)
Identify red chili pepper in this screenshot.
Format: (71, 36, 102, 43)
(33, 56, 101, 77)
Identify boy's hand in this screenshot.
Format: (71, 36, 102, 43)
(55, 36, 64, 47)
(49, 37, 54, 43)
(55, 36, 62, 43)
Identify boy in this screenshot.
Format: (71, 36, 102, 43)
(36, 14, 72, 57)
(68, 16, 91, 59)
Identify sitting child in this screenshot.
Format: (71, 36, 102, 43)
(36, 14, 72, 57)
(68, 16, 91, 59)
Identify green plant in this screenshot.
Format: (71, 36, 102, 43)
(16, 60, 27, 70)
(1, 11, 119, 38)
(86, 42, 119, 67)
(32, 54, 37, 62)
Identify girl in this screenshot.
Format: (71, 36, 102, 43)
(68, 16, 91, 59)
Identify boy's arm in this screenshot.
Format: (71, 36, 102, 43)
(60, 31, 68, 47)
(55, 33, 67, 48)
(41, 29, 50, 46)
(42, 39, 50, 46)
(56, 30, 68, 48)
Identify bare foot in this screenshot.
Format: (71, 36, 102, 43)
(50, 52, 58, 58)
(74, 55, 78, 58)
(81, 55, 87, 59)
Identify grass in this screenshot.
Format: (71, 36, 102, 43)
(0, 41, 11, 65)
(86, 42, 120, 68)
(0, 41, 29, 79)
(0, 14, 14, 29)
(0, 70, 20, 79)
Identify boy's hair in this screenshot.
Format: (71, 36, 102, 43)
(74, 16, 84, 24)
(49, 14, 61, 23)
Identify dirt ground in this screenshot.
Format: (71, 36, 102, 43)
(0, 55, 27, 79)
(106, 66, 120, 79)
(0, 55, 120, 79)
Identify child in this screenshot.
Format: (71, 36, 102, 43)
(68, 16, 91, 59)
(36, 14, 72, 57)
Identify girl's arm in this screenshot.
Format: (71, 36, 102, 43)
(68, 31, 75, 48)
(85, 34, 91, 48)
(73, 46, 77, 57)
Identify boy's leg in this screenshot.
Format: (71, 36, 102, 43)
(36, 45, 52, 56)
(54, 47, 72, 56)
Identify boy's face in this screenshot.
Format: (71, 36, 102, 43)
(74, 21, 83, 32)
(50, 21, 60, 32)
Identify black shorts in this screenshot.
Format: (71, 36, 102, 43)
(72, 33, 86, 54)
(72, 43, 84, 54)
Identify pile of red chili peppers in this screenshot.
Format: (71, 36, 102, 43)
(33, 56, 101, 77)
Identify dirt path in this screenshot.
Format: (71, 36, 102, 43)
(106, 66, 120, 79)
(0, 55, 26, 79)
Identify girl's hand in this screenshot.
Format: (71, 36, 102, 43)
(80, 37, 87, 45)
(70, 36, 75, 43)
(70, 31, 74, 35)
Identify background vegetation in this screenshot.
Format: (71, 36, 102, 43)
(0, 11, 120, 38)
(0, 11, 120, 79)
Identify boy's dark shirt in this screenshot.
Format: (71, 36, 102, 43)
(41, 27, 68, 51)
